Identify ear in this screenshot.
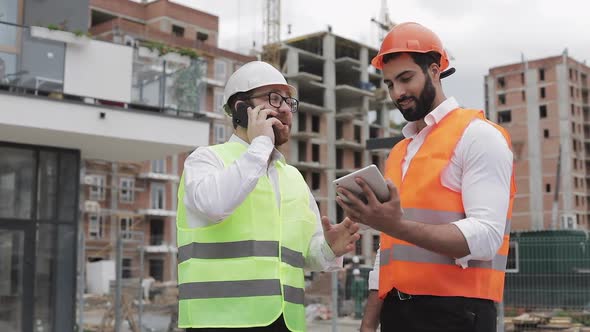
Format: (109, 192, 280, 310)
(429, 63, 441, 80)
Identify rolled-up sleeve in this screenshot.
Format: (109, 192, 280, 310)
(451, 120, 513, 267)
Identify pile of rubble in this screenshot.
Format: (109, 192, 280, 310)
(506, 312, 590, 332)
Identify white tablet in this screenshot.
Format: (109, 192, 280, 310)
(333, 164, 390, 203)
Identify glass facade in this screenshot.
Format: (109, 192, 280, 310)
(0, 142, 79, 332)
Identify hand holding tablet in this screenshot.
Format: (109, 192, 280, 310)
(333, 165, 390, 203)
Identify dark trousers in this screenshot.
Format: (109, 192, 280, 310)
(380, 290, 497, 332)
(186, 315, 289, 332)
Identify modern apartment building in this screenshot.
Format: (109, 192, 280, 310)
(485, 52, 590, 232)
(0, 0, 209, 331)
(83, 0, 255, 283)
(276, 31, 398, 266)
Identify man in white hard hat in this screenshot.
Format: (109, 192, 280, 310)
(176, 61, 360, 331)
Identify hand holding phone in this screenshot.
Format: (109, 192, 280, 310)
(232, 101, 251, 128)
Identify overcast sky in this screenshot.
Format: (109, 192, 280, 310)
(174, 0, 589, 111)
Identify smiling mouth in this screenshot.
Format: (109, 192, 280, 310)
(398, 99, 414, 108)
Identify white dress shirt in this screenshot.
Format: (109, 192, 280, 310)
(182, 134, 342, 272)
(368, 97, 513, 290)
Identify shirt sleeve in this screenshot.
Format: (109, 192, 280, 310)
(450, 120, 513, 267)
(183, 136, 274, 223)
(304, 190, 343, 272)
(368, 247, 380, 290)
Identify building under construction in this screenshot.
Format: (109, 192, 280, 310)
(274, 31, 398, 268)
(486, 53, 590, 232)
(83, 0, 255, 284)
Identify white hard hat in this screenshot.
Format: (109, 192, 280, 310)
(222, 61, 296, 111)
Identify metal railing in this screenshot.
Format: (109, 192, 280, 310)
(0, 21, 208, 118)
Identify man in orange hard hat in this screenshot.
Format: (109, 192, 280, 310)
(336, 22, 516, 332)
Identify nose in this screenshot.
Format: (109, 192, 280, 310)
(277, 99, 292, 113)
(391, 84, 406, 102)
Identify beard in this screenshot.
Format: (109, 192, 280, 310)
(395, 75, 436, 122)
(273, 123, 291, 147)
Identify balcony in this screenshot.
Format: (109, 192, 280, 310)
(137, 208, 176, 217)
(335, 139, 365, 150)
(298, 101, 332, 114)
(137, 172, 179, 181)
(0, 22, 209, 161)
(285, 71, 323, 83)
(145, 235, 177, 253)
(291, 161, 328, 171)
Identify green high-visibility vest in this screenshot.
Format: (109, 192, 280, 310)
(177, 142, 316, 331)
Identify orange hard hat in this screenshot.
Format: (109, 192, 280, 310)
(371, 22, 450, 72)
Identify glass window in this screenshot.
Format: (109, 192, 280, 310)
(151, 183, 165, 210)
(214, 124, 226, 144)
(0, 52, 17, 82)
(0, 229, 24, 332)
(88, 175, 106, 201)
(120, 217, 133, 240)
(37, 151, 58, 220)
(0, 146, 34, 219)
(88, 214, 104, 239)
(34, 223, 55, 332)
(57, 151, 78, 222)
(119, 177, 135, 203)
(214, 59, 227, 81)
(0, 0, 19, 49)
(151, 159, 166, 173)
(213, 89, 224, 113)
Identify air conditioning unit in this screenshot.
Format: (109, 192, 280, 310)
(83, 175, 95, 185)
(560, 214, 577, 230)
(84, 200, 100, 213)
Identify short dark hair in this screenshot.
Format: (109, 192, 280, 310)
(382, 51, 442, 74)
(225, 91, 252, 129)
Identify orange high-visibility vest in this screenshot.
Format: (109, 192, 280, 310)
(379, 108, 516, 302)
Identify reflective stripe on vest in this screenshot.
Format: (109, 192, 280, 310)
(379, 108, 516, 302)
(177, 240, 305, 268)
(380, 245, 507, 271)
(178, 280, 305, 305)
(176, 142, 315, 331)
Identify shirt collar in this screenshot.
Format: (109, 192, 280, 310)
(229, 134, 285, 164)
(401, 97, 459, 138)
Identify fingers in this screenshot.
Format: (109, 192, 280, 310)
(321, 216, 332, 232)
(336, 196, 362, 222)
(355, 177, 379, 204)
(386, 180, 399, 201)
(267, 117, 284, 129)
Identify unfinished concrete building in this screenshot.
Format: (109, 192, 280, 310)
(276, 31, 397, 266)
(486, 53, 590, 232)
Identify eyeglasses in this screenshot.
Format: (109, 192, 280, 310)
(248, 91, 299, 113)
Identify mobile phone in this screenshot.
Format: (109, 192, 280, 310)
(333, 165, 390, 203)
(232, 101, 276, 128)
(232, 101, 251, 128)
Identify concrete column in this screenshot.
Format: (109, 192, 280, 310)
(323, 33, 337, 225)
(556, 61, 573, 217)
(170, 154, 178, 281)
(286, 48, 300, 163)
(524, 67, 544, 230)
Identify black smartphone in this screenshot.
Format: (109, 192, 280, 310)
(232, 101, 251, 128)
(232, 101, 276, 128)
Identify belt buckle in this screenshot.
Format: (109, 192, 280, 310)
(396, 289, 412, 301)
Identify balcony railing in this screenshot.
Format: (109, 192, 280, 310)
(0, 21, 208, 118)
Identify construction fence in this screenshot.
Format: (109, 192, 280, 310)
(322, 230, 590, 328)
